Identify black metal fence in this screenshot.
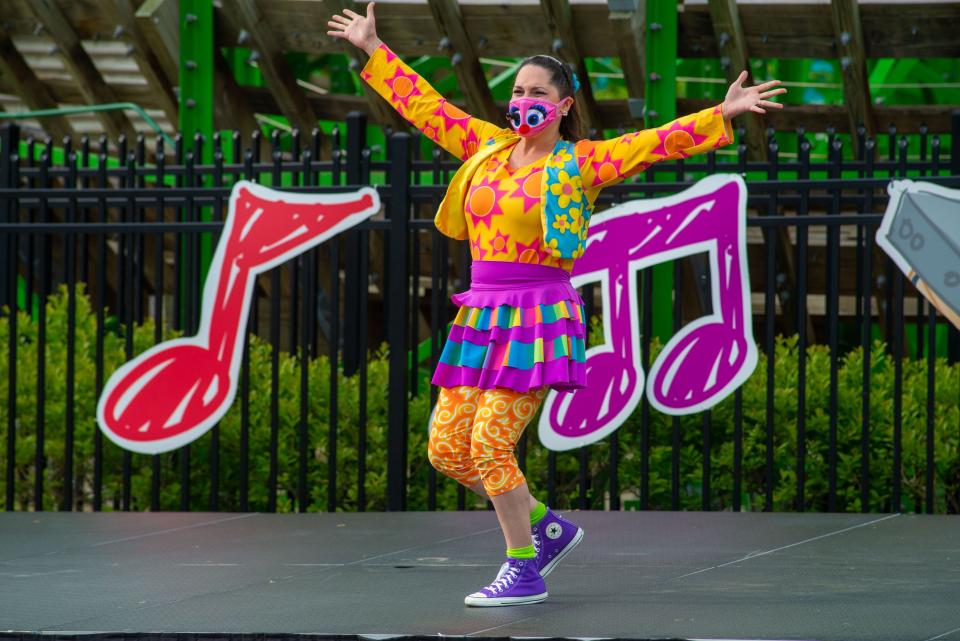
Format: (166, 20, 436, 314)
(1, 112, 959, 515)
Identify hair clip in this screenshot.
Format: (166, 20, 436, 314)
(571, 71, 581, 93)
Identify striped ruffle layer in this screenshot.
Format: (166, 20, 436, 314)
(431, 298, 588, 393)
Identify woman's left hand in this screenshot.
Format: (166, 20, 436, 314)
(721, 71, 786, 120)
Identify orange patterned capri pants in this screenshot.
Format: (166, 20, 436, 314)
(427, 385, 548, 497)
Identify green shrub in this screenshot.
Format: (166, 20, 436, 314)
(1, 287, 957, 513)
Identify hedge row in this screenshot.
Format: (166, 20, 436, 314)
(1, 286, 957, 513)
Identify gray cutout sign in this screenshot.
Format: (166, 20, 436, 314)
(876, 180, 960, 330)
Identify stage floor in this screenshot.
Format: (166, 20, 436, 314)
(0, 509, 957, 641)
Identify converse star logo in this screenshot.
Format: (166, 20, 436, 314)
(546, 522, 563, 540)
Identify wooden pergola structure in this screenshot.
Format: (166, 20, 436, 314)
(0, 0, 957, 351)
(0, 0, 958, 152)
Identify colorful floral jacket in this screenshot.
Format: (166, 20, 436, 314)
(361, 43, 735, 263)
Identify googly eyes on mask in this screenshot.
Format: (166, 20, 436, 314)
(507, 106, 522, 129)
(506, 97, 560, 135)
(525, 105, 548, 128)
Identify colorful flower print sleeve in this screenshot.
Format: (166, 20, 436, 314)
(360, 43, 512, 161)
(575, 104, 734, 191)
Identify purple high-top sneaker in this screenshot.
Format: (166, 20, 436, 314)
(532, 507, 584, 577)
(495, 507, 584, 581)
(464, 557, 548, 607)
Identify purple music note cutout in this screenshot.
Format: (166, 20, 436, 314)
(539, 174, 757, 451)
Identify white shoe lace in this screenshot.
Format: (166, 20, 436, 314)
(532, 529, 542, 554)
(489, 564, 521, 594)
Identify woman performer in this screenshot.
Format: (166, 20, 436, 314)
(328, 2, 785, 607)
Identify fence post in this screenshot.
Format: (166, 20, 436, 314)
(949, 110, 960, 363)
(386, 132, 410, 511)
(343, 112, 365, 377)
(0, 123, 18, 314)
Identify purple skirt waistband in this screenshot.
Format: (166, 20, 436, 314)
(451, 260, 584, 308)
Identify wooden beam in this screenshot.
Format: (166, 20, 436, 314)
(2, 63, 954, 136)
(28, 0, 139, 143)
(830, 0, 876, 153)
(539, 0, 601, 136)
(225, 0, 321, 143)
(134, 0, 179, 84)
(111, 0, 178, 126)
(321, 0, 410, 134)
(608, 0, 646, 124)
(3, 1, 960, 60)
(425, 0, 501, 124)
(136, 0, 264, 151)
(707, 0, 766, 161)
(0, 23, 75, 142)
(708, 0, 807, 339)
(212, 48, 266, 151)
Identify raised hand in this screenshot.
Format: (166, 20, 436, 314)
(721, 71, 786, 120)
(327, 2, 382, 56)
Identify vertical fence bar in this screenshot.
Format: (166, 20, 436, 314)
(671, 260, 681, 511)
(79, 136, 90, 286)
(763, 141, 779, 512)
(209, 143, 224, 512)
(861, 138, 876, 513)
(63, 153, 78, 511)
(2, 125, 17, 511)
(328, 235, 340, 513)
(892, 267, 904, 513)
(152, 140, 166, 511)
(25, 139, 36, 315)
(290, 132, 301, 358)
(701, 410, 711, 510)
(94, 152, 107, 511)
(122, 149, 136, 511)
(135, 136, 146, 325)
(410, 230, 420, 397)
(343, 112, 365, 377)
(268, 146, 282, 513)
(951, 111, 960, 511)
(386, 133, 410, 511)
(179, 150, 195, 512)
(34, 152, 51, 511)
(239, 148, 256, 511)
(640, 268, 653, 510)
(826, 139, 842, 511)
(358, 227, 370, 512)
(0, 125, 16, 312)
(795, 135, 811, 511)
(172, 136, 183, 335)
(299, 150, 313, 513)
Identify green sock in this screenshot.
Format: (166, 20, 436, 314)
(529, 501, 547, 526)
(506, 544, 536, 559)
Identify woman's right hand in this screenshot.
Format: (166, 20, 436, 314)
(327, 2, 382, 56)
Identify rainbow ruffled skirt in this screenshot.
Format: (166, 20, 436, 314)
(431, 260, 587, 392)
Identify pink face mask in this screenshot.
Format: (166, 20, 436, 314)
(506, 97, 562, 137)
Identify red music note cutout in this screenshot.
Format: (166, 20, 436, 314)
(540, 175, 757, 451)
(97, 182, 380, 454)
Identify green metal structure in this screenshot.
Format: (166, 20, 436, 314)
(3, 2, 958, 359)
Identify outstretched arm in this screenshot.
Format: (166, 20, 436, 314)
(328, 3, 510, 160)
(578, 71, 786, 190)
(577, 105, 734, 190)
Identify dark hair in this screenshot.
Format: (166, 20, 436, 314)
(517, 55, 583, 141)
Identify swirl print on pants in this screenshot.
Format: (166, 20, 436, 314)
(427, 385, 548, 497)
